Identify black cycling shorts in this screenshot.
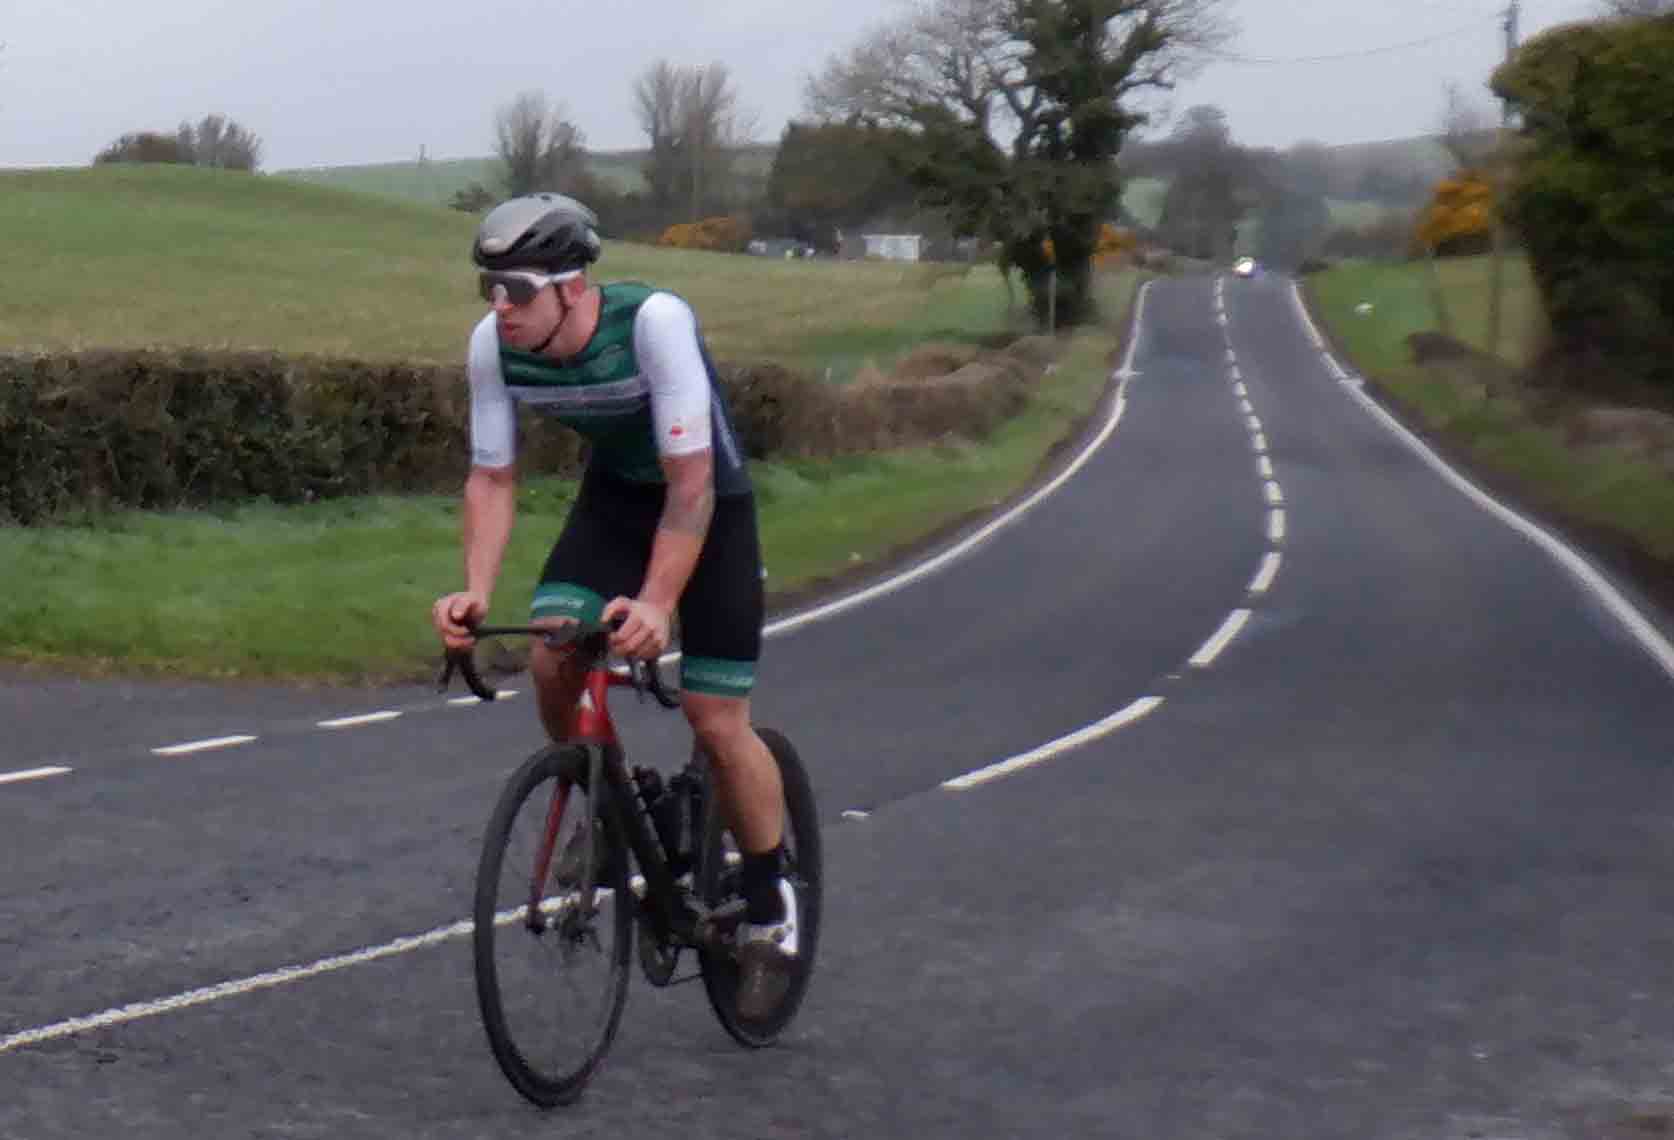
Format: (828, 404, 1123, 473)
(529, 466, 763, 698)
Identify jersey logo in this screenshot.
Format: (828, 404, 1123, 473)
(668, 422, 686, 439)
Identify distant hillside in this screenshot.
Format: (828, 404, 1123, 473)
(275, 144, 778, 208)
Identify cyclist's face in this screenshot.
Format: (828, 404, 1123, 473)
(489, 269, 561, 348)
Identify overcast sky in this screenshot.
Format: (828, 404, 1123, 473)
(3, 0, 1603, 171)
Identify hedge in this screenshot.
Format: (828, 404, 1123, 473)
(0, 346, 1042, 525)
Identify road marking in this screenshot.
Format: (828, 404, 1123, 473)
(151, 736, 257, 757)
(1239, 398, 1255, 415)
(1288, 282, 1674, 682)
(1252, 432, 1269, 454)
(842, 810, 870, 821)
(1226, 348, 1237, 366)
(448, 690, 520, 706)
(1258, 456, 1274, 479)
(1247, 415, 1263, 433)
(1268, 509, 1288, 543)
(1249, 552, 1283, 595)
(1233, 381, 1247, 397)
(1230, 365, 1242, 383)
(942, 697, 1165, 791)
(318, 711, 402, 729)
(769, 283, 1153, 637)
(1189, 610, 1252, 668)
(0, 766, 71, 786)
(1264, 481, 1285, 506)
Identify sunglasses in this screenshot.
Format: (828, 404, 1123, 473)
(478, 269, 578, 306)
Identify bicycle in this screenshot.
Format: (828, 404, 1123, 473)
(438, 620, 822, 1108)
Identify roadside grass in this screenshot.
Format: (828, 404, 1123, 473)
(0, 291, 1132, 680)
(0, 165, 1026, 376)
(1309, 256, 1674, 562)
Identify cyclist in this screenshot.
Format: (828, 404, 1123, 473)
(431, 193, 795, 1018)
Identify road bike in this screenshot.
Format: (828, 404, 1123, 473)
(439, 621, 821, 1107)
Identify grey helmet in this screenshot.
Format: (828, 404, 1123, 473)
(472, 193, 602, 273)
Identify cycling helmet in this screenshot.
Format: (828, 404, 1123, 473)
(472, 193, 602, 273)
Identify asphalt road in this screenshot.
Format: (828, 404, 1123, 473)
(4, 273, 1673, 1139)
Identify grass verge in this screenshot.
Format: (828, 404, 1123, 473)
(0, 278, 1137, 681)
(1307, 258, 1674, 568)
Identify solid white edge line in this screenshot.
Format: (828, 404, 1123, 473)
(942, 697, 1165, 791)
(317, 711, 402, 729)
(1246, 415, 1263, 432)
(1288, 283, 1674, 683)
(765, 282, 1153, 638)
(1258, 456, 1275, 479)
(1233, 381, 1247, 397)
(1253, 432, 1269, 454)
(1268, 509, 1288, 543)
(0, 766, 72, 786)
(1264, 481, 1285, 506)
(151, 735, 257, 757)
(1249, 552, 1283, 595)
(1189, 609, 1252, 668)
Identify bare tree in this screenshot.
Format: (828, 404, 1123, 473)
(632, 60, 750, 218)
(494, 90, 587, 198)
(1438, 81, 1498, 173)
(1597, 0, 1673, 16)
(176, 113, 263, 171)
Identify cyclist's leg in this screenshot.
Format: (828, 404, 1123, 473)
(530, 468, 657, 743)
(677, 492, 785, 918)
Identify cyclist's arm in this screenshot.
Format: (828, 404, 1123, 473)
(463, 316, 520, 607)
(634, 293, 717, 611)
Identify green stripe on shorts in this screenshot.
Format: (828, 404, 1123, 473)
(681, 656, 756, 698)
(531, 583, 605, 624)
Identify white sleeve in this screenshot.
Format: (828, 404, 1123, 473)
(633, 292, 713, 459)
(467, 314, 517, 469)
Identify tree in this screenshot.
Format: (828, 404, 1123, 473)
(763, 121, 918, 248)
(633, 60, 750, 221)
(176, 113, 263, 171)
(1154, 105, 1250, 260)
(493, 91, 588, 198)
(1597, 0, 1673, 16)
(94, 132, 194, 165)
(807, 0, 1232, 327)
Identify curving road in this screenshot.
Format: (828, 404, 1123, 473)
(4, 273, 1674, 1139)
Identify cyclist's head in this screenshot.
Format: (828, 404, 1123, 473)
(472, 193, 601, 277)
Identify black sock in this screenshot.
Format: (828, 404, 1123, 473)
(740, 847, 786, 924)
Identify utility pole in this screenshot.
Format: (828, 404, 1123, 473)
(1486, 0, 1520, 360)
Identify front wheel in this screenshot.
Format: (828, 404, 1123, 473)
(473, 745, 632, 1107)
(696, 726, 822, 1047)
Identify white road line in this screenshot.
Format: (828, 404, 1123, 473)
(1233, 381, 1247, 397)
(1230, 365, 1242, 383)
(1288, 285, 1674, 682)
(448, 691, 520, 706)
(1239, 399, 1255, 415)
(1268, 509, 1288, 543)
(1253, 432, 1269, 454)
(942, 697, 1165, 791)
(1225, 348, 1237, 366)
(1189, 610, 1252, 668)
(1264, 481, 1285, 506)
(1258, 456, 1275, 479)
(842, 810, 871, 821)
(1248, 552, 1283, 595)
(318, 711, 402, 729)
(151, 735, 257, 757)
(767, 283, 1153, 637)
(1246, 415, 1263, 433)
(0, 766, 72, 786)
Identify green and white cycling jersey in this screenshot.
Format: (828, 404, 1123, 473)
(467, 283, 751, 496)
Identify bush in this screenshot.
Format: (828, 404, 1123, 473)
(658, 216, 752, 252)
(94, 132, 193, 165)
(1413, 172, 1496, 258)
(0, 342, 1052, 525)
(1492, 15, 1674, 395)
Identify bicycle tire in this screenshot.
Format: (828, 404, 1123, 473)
(696, 726, 822, 1047)
(473, 745, 632, 1107)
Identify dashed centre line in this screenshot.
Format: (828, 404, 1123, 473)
(151, 735, 257, 757)
(0, 766, 71, 786)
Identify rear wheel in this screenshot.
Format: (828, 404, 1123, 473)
(473, 746, 631, 1107)
(696, 727, 822, 1047)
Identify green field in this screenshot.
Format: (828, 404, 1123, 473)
(1310, 255, 1674, 562)
(0, 164, 1137, 677)
(0, 164, 1040, 377)
(274, 145, 778, 207)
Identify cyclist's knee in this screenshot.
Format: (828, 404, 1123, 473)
(683, 692, 750, 756)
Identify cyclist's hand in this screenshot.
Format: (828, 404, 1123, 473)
(602, 597, 671, 661)
(433, 591, 488, 651)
